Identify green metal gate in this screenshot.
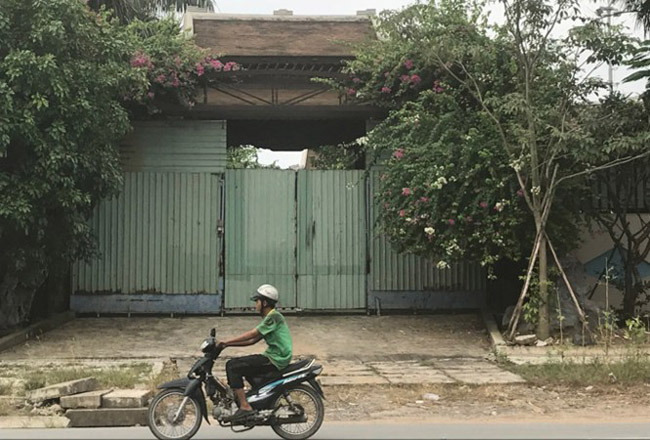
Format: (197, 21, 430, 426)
(225, 170, 297, 309)
(225, 169, 367, 310)
(297, 170, 366, 309)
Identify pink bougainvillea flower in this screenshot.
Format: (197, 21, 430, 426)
(400, 74, 410, 83)
(155, 74, 166, 84)
(209, 59, 223, 70)
(381, 86, 392, 93)
(448, 218, 456, 226)
(404, 59, 414, 70)
(410, 74, 421, 85)
(172, 77, 180, 88)
(480, 201, 488, 208)
(421, 197, 429, 202)
(466, 216, 472, 222)
(196, 63, 205, 77)
(347, 88, 357, 96)
(402, 187, 411, 196)
(399, 210, 406, 217)
(516, 188, 525, 197)
(352, 77, 361, 83)
(147, 92, 155, 99)
(130, 52, 153, 69)
(393, 148, 404, 159)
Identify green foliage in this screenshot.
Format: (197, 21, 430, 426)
(309, 142, 364, 170)
(369, 93, 526, 268)
(0, 0, 148, 327)
(0, 0, 146, 261)
(227, 145, 278, 169)
(624, 316, 647, 344)
(88, 0, 214, 23)
(125, 18, 238, 113)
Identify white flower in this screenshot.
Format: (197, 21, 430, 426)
(355, 136, 369, 146)
(424, 227, 435, 236)
(405, 217, 412, 223)
(430, 176, 448, 190)
(436, 260, 450, 269)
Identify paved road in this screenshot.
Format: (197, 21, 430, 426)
(1, 421, 650, 439)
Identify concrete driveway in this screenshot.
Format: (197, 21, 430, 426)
(0, 313, 523, 385)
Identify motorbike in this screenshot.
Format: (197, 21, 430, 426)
(147, 328, 325, 440)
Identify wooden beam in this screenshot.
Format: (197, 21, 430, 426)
(161, 104, 386, 120)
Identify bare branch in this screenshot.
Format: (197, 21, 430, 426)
(554, 150, 650, 189)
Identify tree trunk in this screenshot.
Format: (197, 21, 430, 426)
(0, 273, 40, 331)
(622, 252, 637, 318)
(536, 234, 550, 339)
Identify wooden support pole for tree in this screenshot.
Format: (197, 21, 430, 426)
(507, 229, 543, 340)
(545, 233, 591, 332)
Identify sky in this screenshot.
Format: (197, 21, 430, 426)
(209, 0, 648, 168)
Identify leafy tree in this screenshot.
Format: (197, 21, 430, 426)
(0, 0, 148, 328)
(583, 95, 650, 318)
(88, 0, 214, 23)
(333, 0, 648, 339)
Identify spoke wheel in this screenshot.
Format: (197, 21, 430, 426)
(271, 385, 324, 440)
(148, 389, 202, 440)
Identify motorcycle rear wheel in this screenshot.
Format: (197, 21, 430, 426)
(271, 384, 324, 440)
(148, 388, 202, 440)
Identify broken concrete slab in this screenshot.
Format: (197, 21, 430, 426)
(27, 377, 97, 403)
(60, 389, 112, 409)
(101, 389, 152, 408)
(65, 408, 147, 427)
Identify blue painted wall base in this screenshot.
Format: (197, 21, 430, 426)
(70, 294, 223, 314)
(368, 290, 486, 310)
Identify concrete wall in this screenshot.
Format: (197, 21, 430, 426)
(572, 214, 650, 310)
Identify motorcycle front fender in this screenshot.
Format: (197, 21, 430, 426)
(157, 377, 210, 425)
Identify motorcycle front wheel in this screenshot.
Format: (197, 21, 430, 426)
(148, 388, 202, 440)
(271, 384, 324, 440)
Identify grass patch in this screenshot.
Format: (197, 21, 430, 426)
(145, 362, 181, 393)
(503, 357, 650, 386)
(22, 363, 153, 391)
(0, 383, 12, 396)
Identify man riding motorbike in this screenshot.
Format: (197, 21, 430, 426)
(218, 284, 293, 422)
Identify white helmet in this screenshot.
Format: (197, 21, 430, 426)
(252, 284, 279, 303)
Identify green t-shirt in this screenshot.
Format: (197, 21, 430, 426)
(256, 309, 293, 369)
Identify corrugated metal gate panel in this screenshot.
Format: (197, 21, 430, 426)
(120, 121, 227, 173)
(297, 170, 366, 309)
(73, 172, 220, 294)
(225, 170, 297, 309)
(369, 171, 486, 292)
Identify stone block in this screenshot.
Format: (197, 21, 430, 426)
(65, 408, 148, 427)
(101, 389, 152, 408)
(60, 389, 113, 409)
(27, 377, 97, 403)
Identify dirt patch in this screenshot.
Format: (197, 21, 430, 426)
(0, 314, 491, 361)
(323, 383, 650, 422)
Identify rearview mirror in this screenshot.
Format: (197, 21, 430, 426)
(210, 328, 216, 337)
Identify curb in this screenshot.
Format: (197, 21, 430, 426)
(481, 308, 507, 350)
(0, 311, 76, 354)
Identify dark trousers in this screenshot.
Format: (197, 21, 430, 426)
(226, 354, 277, 389)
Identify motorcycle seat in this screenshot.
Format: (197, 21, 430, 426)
(247, 358, 314, 387)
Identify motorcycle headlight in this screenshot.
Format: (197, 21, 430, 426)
(200, 339, 210, 351)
